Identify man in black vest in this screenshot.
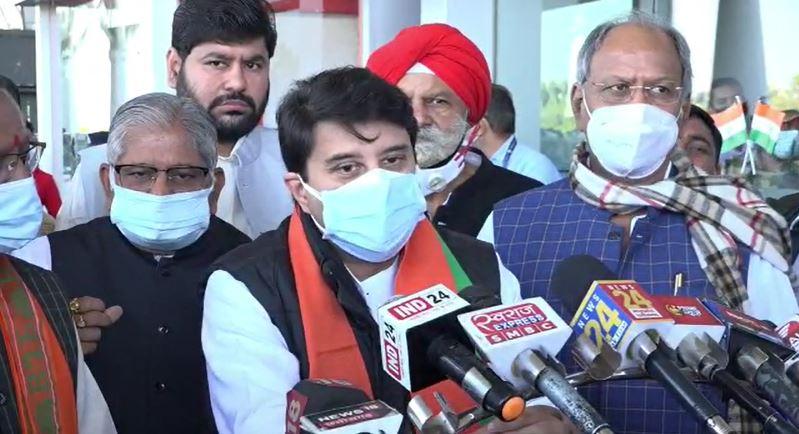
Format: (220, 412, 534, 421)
(366, 24, 541, 238)
(14, 93, 249, 434)
(0, 88, 115, 432)
(201, 67, 573, 434)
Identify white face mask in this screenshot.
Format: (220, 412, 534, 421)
(0, 177, 43, 253)
(109, 177, 212, 253)
(302, 169, 427, 263)
(585, 102, 679, 179)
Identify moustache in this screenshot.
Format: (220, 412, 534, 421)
(209, 93, 257, 112)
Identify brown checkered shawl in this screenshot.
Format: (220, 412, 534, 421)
(569, 142, 796, 310)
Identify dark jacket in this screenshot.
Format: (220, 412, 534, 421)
(48, 216, 249, 434)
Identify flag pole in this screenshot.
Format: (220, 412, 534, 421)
(737, 95, 756, 176)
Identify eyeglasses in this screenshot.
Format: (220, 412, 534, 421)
(0, 141, 45, 183)
(587, 81, 684, 105)
(113, 165, 210, 192)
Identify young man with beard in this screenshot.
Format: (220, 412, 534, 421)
(166, 0, 293, 239)
(366, 24, 542, 238)
(57, 0, 293, 238)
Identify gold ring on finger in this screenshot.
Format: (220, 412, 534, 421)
(68, 298, 81, 314)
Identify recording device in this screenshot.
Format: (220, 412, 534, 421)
(551, 255, 733, 434)
(654, 296, 799, 434)
(285, 379, 402, 434)
(458, 298, 614, 434)
(377, 284, 525, 422)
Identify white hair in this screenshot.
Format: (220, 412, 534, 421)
(576, 11, 692, 99)
(107, 92, 218, 168)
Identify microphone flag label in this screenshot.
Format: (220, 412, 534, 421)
(468, 302, 556, 344)
(570, 280, 672, 369)
(458, 297, 571, 391)
(777, 315, 799, 351)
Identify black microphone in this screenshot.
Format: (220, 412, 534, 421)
(551, 255, 733, 434)
(654, 296, 799, 434)
(285, 379, 403, 434)
(735, 345, 799, 429)
(377, 284, 525, 422)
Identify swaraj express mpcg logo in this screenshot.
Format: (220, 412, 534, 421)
(470, 302, 556, 344)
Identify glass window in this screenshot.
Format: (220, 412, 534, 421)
(539, 0, 633, 171)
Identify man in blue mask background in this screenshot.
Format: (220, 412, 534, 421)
(488, 12, 799, 434)
(13, 92, 250, 434)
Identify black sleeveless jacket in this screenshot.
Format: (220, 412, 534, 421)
(210, 213, 501, 414)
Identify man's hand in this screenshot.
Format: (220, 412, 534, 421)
(481, 406, 578, 434)
(69, 296, 123, 355)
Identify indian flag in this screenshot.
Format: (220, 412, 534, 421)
(750, 102, 785, 154)
(711, 102, 748, 153)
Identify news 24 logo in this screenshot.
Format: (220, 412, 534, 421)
(468, 303, 555, 344)
(570, 281, 662, 350)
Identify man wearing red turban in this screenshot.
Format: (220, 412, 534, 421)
(367, 24, 541, 238)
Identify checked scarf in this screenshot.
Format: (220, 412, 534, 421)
(569, 142, 796, 310)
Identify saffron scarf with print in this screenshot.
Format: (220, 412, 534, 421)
(0, 256, 77, 434)
(288, 209, 477, 416)
(569, 142, 795, 309)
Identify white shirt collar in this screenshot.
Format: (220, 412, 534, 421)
(348, 258, 400, 320)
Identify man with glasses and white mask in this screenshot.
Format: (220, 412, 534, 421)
(489, 12, 799, 434)
(14, 93, 249, 434)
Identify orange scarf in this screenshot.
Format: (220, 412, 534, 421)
(288, 209, 476, 417)
(0, 256, 77, 434)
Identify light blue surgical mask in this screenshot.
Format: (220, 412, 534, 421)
(0, 177, 43, 253)
(109, 174, 212, 253)
(774, 130, 799, 160)
(302, 169, 427, 263)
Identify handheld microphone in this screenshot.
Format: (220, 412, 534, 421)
(735, 345, 799, 429)
(552, 255, 733, 434)
(458, 298, 614, 434)
(377, 284, 525, 422)
(702, 300, 794, 361)
(285, 379, 403, 434)
(655, 296, 799, 434)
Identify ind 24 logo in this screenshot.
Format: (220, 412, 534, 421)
(571, 282, 658, 349)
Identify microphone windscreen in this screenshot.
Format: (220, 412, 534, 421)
(549, 255, 617, 316)
(458, 285, 501, 310)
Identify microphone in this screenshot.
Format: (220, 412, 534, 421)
(458, 298, 615, 434)
(377, 284, 525, 422)
(655, 296, 799, 434)
(702, 300, 794, 361)
(735, 345, 799, 429)
(285, 379, 403, 434)
(551, 255, 733, 434)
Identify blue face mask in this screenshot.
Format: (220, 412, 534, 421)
(302, 169, 427, 263)
(110, 178, 212, 253)
(774, 130, 799, 160)
(0, 177, 43, 253)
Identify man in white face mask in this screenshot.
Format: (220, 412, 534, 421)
(489, 12, 799, 434)
(366, 24, 541, 238)
(198, 67, 565, 434)
(13, 93, 250, 434)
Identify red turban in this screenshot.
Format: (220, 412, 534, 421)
(366, 23, 491, 125)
